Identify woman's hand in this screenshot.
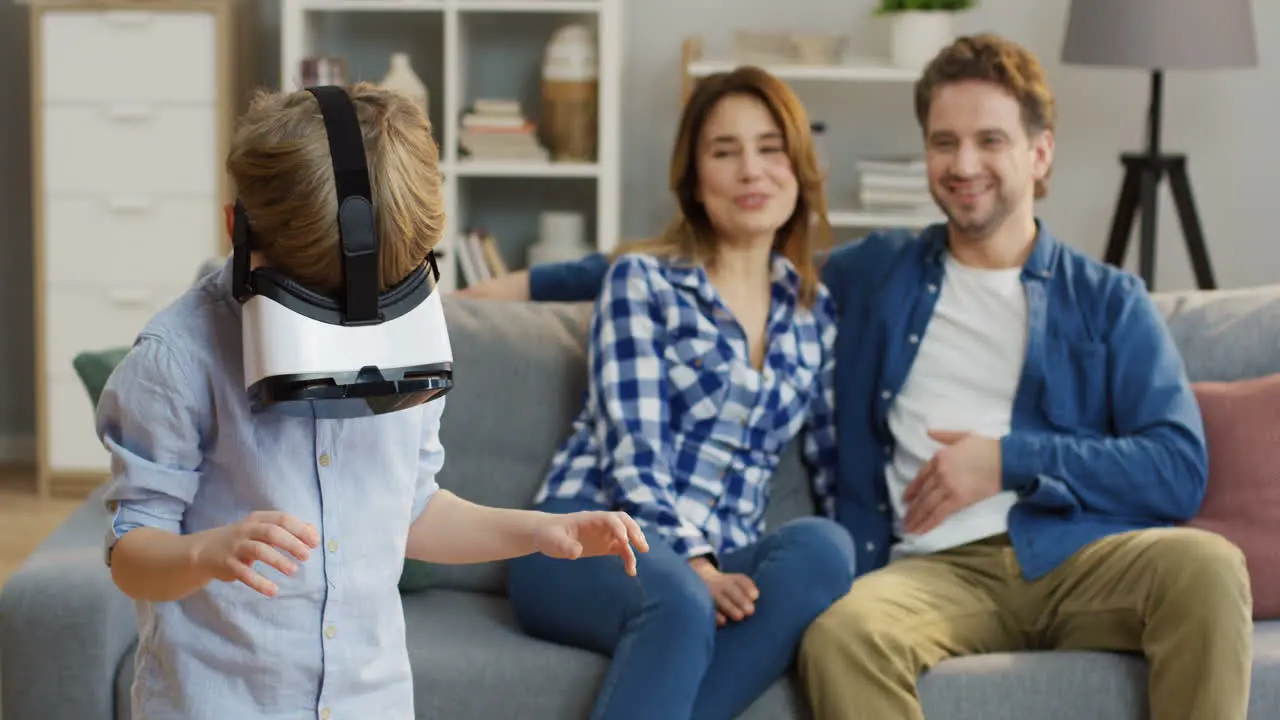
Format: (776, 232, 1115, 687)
(689, 556, 758, 626)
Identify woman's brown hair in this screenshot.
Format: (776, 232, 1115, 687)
(616, 66, 831, 306)
(226, 82, 446, 293)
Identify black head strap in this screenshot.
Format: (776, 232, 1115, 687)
(308, 85, 379, 325)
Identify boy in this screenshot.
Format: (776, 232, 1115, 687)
(97, 83, 648, 720)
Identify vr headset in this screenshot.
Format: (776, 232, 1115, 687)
(230, 85, 453, 419)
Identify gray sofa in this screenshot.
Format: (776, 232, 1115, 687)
(3, 282, 1279, 720)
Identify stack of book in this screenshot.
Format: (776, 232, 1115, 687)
(456, 229, 510, 287)
(854, 156, 932, 211)
(458, 98, 548, 162)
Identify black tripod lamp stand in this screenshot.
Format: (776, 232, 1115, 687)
(1061, 0, 1258, 291)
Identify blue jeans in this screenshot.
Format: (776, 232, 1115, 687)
(506, 498, 857, 720)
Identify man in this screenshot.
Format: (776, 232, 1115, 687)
(459, 34, 1252, 720)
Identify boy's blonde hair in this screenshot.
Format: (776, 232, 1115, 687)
(226, 82, 445, 293)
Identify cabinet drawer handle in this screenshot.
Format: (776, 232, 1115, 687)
(105, 288, 153, 306)
(105, 104, 155, 123)
(107, 197, 153, 213)
(102, 11, 153, 28)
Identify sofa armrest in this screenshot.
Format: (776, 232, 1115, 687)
(0, 491, 138, 720)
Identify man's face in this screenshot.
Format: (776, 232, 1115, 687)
(923, 80, 1053, 240)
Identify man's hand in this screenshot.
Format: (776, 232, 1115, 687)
(903, 429, 1003, 535)
(192, 511, 321, 598)
(533, 510, 650, 575)
(689, 556, 758, 626)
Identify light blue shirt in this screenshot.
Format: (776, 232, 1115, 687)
(97, 259, 444, 720)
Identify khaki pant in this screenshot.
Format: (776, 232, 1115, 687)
(798, 528, 1253, 720)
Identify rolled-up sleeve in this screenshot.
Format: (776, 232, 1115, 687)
(95, 336, 206, 555)
(411, 396, 446, 523)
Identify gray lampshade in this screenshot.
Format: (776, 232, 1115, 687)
(1062, 0, 1258, 70)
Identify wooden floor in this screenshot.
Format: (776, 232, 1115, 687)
(0, 465, 83, 590)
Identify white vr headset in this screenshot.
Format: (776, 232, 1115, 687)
(230, 84, 454, 418)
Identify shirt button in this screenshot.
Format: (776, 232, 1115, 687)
(319, 453, 331, 467)
(882, 445, 892, 456)
(927, 283, 938, 294)
(865, 542, 876, 552)
(908, 334, 919, 344)
(328, 539, 339, 553)
(325, 624, 337, 639)
(881, 389, 892, 400)
(878, 503, 888, 513)
(320, 709, 331, 720)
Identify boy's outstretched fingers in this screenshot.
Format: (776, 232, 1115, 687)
(619, 512, 649, 554)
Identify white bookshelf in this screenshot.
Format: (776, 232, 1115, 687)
(280, 0, 623, 291)
(828, 208, 941, 230)
(687, 57, 918, 83)
(681, 36, 941, 234)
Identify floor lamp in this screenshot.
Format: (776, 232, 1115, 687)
(1061, 0, 1258, 291)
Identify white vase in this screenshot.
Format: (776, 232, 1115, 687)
(381, 52, 429, 117)
(888, 10, 956, 70)
(528, 211, 591, 266)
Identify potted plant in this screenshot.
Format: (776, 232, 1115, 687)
(876, 0, 976, 70)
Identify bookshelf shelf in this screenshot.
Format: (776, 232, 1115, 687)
(459, 0, 604, 12)
(829, 208, 940, 229)
(280, 0, 623, 290)
(452, 159, 599, 177)
(686, 58, 917, 83)
(298, 0, 449, 12)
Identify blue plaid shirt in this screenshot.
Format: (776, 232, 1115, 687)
(534, 252, 839, 560)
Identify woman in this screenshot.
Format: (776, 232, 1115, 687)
(505, 67, 855, 720)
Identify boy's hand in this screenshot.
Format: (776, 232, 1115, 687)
(193, 511, 321, 597)
(689, 556, 758, 626)
(533, 511, 650, 576)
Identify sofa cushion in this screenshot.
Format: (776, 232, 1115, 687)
(1152, 284, 1280, 382)
(72, 347, 130, 410)
(918, 620, 1280, 720)
(421, 299, 596, 594)
(423, 298, 818, 595)
(402, 590, 807, 720)
(1186, 373, 1280, 619)
(111, 593, 1280, 720)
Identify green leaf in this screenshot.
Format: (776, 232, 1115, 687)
(875, 0, 976, 13)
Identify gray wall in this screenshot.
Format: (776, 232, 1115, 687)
(1, 0, 1276, 458)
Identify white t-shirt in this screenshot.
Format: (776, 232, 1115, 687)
(885, 253, 1028, 559)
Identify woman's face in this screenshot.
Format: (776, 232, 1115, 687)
(695, 93, 799, 249)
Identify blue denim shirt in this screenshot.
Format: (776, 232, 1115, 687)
(529, 222, 1208, 580)
(97, 259, 444, 720)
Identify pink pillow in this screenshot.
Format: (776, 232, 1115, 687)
(1185, 372, 1280, 619)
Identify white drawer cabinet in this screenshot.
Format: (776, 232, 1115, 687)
(43, 103, 218, 196)
(41, 9, 218, 104)
(29, 1, 246, 496)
